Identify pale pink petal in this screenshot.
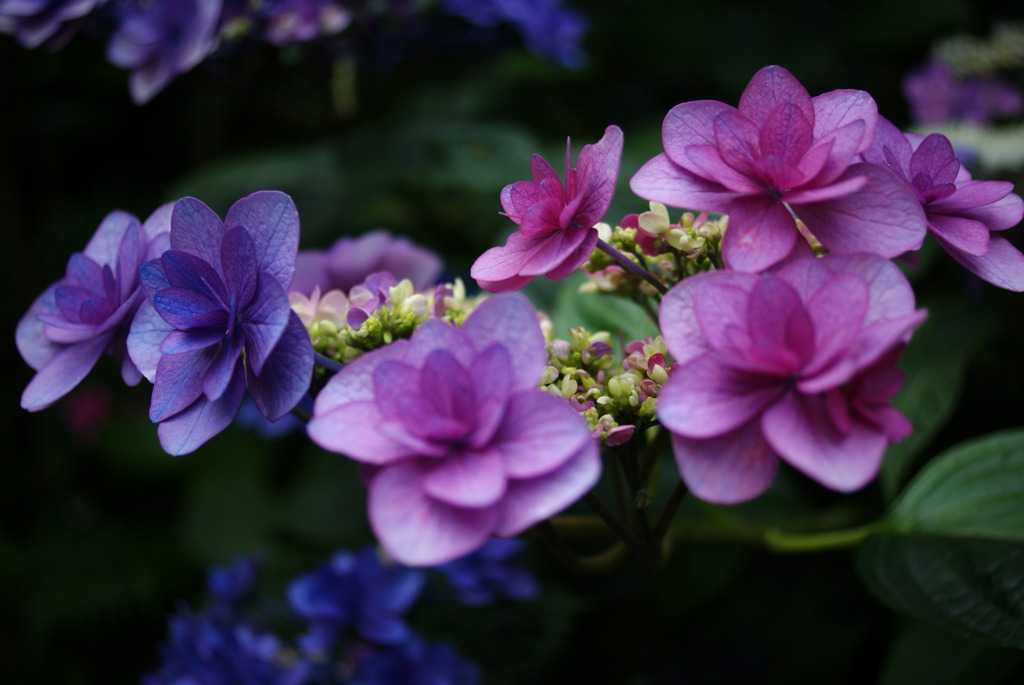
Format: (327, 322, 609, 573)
(671, 420, 779, 504)
(422, 451, 507, 508)
(461, 295, 547, 391)
(308, 400, 422, 464)
(312, 341, 409, 411)
(487, 391, 593, 478)
(369, 463, 500, 566)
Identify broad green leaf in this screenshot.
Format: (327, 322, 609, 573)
(880, 619, 1023, 685)
(859, 429, 1024, 647)
(548, 272, 659, 345)
(881, 297, 998, 501)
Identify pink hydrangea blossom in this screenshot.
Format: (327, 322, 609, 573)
(307, 295, 601, 566)
(471, 125, 623, 292)
(861, 118, 1024, 290)
(630, 65, 927, 272)
(656, 254, 926, 504)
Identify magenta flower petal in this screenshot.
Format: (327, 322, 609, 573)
(308, 401, 419, 465)
(422, 452, 508, 509)
(630, 153, 740, 213)
(663, 100, 736, 164)
(20, 333, 113, 411)
(474, 126, 622, 292)
(659, 270, 758, 366)
(156, 365, 247, 456)
(938, 233, 1024, 292)
(494, 442, 600, 537)
(488, 391, 593, 479)
(810, 89, 875, 151)
(926, 213, 991, 256)
(657, 356, 785, 439)
(738, 65, 814, 130)
(369, 462, 500, 566)
(670, 420, 779, 505)
(719, 193, 798, 272)
(762, 391, 887, 492)
(792, 164, 927, 258)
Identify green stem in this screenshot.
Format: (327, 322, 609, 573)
(763, 523, 876, 553)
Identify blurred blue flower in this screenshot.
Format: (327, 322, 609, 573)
(441, 0, 588, 68)
(0, 0, 106, 48)
(207, 555, 262, 619)
(143, 607, 310, 685)
(351, 636, 481, 685)
(287, 547, 425, 651)
(435, 538, 539, 606)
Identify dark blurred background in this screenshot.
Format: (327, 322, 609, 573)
(3, 0, 1024, 682)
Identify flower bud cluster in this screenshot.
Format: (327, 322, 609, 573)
(582, 203, 726, 295)
(291, 276, 484, 364)
(541, 329, 675, 446)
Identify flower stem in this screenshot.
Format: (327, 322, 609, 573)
(314, 351, 344, 374)
(533, 521, 629, 574)
(596, 239, 668, 295)
(763, 523, 876, 553)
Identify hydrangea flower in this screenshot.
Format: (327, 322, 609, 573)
(291, 230, 443, 296)
(861, 118, 1024, 290)
(630, 65, 928, 272)
(308, 295, 601, 565)
(106, 0, 223, 104)
(435, 537, 539, 606)
(143, 607, 309, 685)
(287, 546, 424, 651)
(0, 0, 106, 48)
(471, 125, 623, 292)
(903, 60, 1024, 125)
(263, 0, 351, 46)
(17, 204, 171, 411)
(207, 554, 262, 619)
(657, 254, 926, 504)
(127, 191, 313, 455)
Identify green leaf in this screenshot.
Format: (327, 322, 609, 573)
(881, 297, 998, 500)
(547, 272, 659, 345)
(880, 620, 1023, 685)
(859, 429, 1024, 647)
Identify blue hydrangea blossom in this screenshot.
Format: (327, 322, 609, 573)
(128, 191, 313, 455)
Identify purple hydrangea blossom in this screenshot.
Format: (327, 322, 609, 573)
(471, 125, 623, 293)
(143, 607, 310, 685)
(17, 204, 171, 411)
(307, 294, 601, 566)
(263, 0, 351, 46)
(861, 118, 1024, 290)
(207, 554, 262, 619)
(657, 254, 926, 504)
(351, 636, 481, 685)
(630, 65, 928, 273)
(903, 60, 1024, 126)
(127, 191, 313, 456)
(290, 230, 443, 296)
(287, 546, 425, 651)
(106, 0, 222, 104)
(0, 0, 105, 48)
(435, 537, 539, 606)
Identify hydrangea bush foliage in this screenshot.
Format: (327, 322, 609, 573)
(14, 52, 1024, 681)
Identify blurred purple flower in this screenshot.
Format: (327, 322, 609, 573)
(0, 0, 105, 48)
(631, 65, 928, 272)
(287, 547, 425, 651)
(207, 554, 262, 619)
(903, 60, 1024, 126)
(861, 118, 1024, 290)
(472, 125, 622, 292)
(351, 636, 481, 685)
(657, 254, 925, 504)
(441, 0, 587, 68)
(127, 191, 313, 455)
(17, 204, 171, 411)
(106, 0, 222, 104)
(263, 0, 351, 46)
(143, 607, 309, 685)
(291, 230, 443, 296)
(435, 537, 539, 606)
(308, 295, 601, 565)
